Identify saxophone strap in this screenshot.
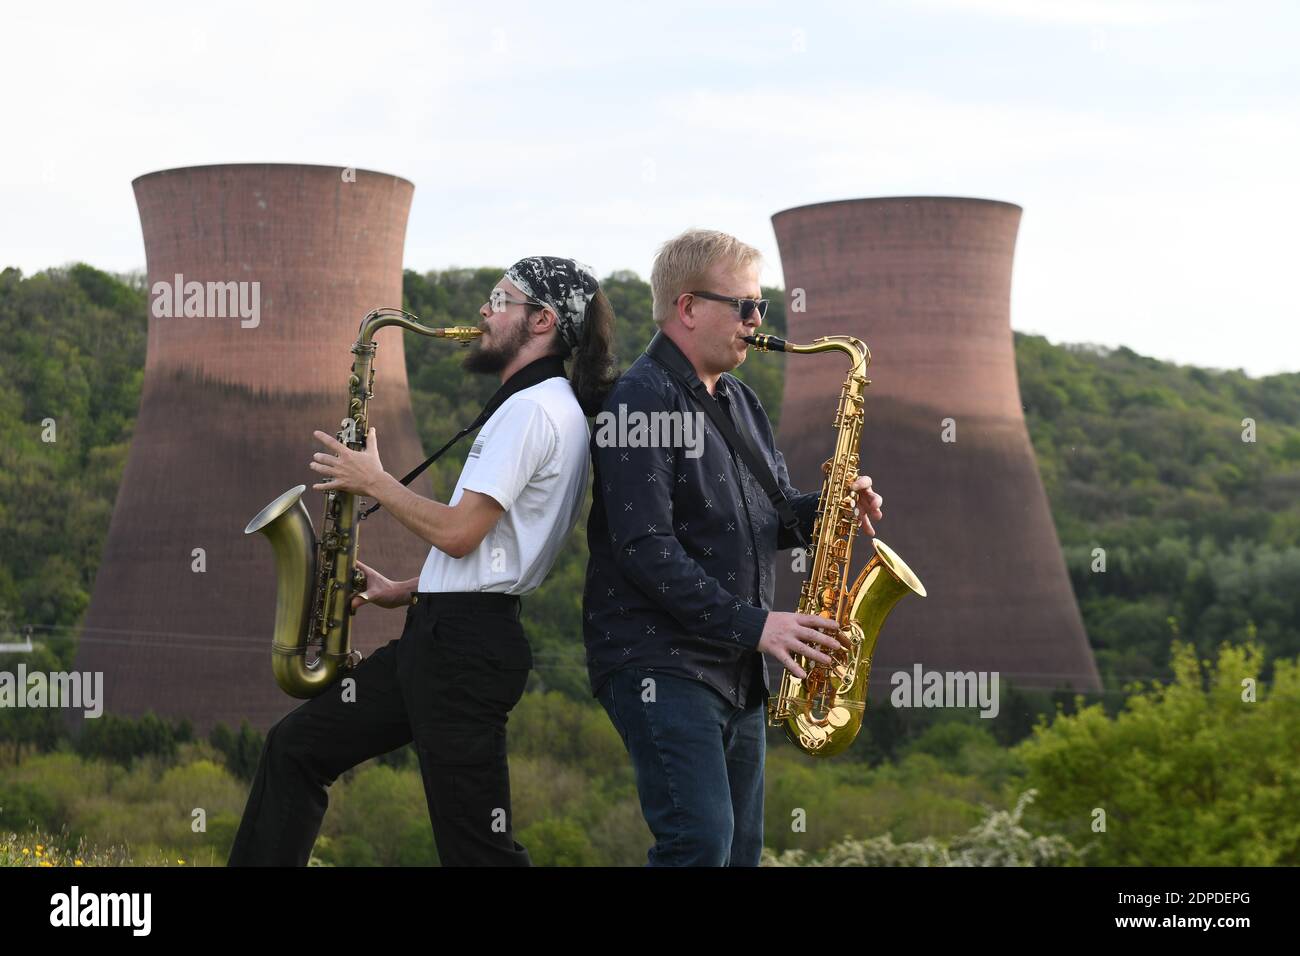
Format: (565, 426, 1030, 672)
(646, 333, 808, 550)
(359, 354, 568, 519)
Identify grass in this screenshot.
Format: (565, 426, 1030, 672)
(0, 827, 191, 867)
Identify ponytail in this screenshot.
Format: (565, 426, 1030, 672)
(552, 287, 618, 416)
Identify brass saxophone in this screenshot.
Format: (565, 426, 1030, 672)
(744, 332, 927, 757)
(245, 309, 482, 698)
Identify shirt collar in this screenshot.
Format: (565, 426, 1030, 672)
(645, 331, 730, 397)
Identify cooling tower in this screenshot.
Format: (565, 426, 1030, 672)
(71, 163, 434, 734)
(769, 197, 1100, 692)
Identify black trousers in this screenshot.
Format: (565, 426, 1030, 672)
(227, 591, 533, 866)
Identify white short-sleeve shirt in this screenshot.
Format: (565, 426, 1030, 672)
(417, 376, 589, 594)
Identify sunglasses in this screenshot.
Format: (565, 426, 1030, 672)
(682, 290, 769, 322)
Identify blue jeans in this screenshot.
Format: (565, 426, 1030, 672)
(597, 667, 766, 866)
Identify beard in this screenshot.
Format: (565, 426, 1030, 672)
(462, 315, 531, 374)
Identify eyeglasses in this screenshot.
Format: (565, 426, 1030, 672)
(681, 290, 769, 322)
(488, 288, 546, 313)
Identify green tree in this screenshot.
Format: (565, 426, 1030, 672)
(1018, 641, 1300, 865)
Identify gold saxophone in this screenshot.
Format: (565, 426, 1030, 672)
(244, 309, 482, 698)
(744, 332, 927, 757)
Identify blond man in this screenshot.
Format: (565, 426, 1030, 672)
(581, 230, 883, 865)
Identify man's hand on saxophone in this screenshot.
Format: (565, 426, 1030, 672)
(349, 559, 418, 612)
(757, 613, 846, 680)
(850, 474, 884, 536)
(309, 426, 386, 496)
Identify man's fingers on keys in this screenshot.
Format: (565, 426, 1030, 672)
(797, 624, 843, 651)
(791, 637, 834, 665)
(797, 613, 842, 633)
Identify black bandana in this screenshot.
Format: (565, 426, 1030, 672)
(505, 256, 599, 351)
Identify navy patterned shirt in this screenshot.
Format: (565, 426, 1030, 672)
(582, 332, 818, 708)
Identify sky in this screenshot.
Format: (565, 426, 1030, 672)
(3, 0, 1297, 375)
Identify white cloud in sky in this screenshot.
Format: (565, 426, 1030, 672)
(658, 86, 1300, 373)
(906, 0, 1217, 26)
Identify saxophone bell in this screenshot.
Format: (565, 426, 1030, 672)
(776, 538, 926, 757)
(245, 485, 357, 698)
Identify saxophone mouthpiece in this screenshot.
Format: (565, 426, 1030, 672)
(744, 333, 788, 352)
(433, 326, 485, 345)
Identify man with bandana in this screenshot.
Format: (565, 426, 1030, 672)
(228, 257, 617, 867)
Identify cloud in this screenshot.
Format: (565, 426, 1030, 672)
(649, 85, 1300, 374)
(904, 0, 1217, 26)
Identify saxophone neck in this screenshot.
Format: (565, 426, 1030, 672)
(356, 308, 484, 346)
(744, 333, 870, 374)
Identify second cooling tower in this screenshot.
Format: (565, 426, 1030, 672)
(769, 197, 1101, 693)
